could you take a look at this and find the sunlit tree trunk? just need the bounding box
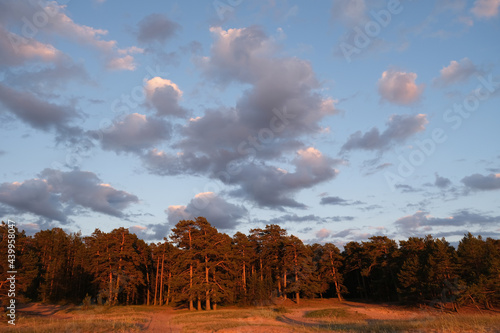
[330,251,343,301]
[154,256,159,305]
[159,253,164,305]
[189,264,194,310]
[283,270,287,300]
[205,254,211,310]
[242,262,246,294]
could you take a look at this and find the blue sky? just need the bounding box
[1,0,499,246]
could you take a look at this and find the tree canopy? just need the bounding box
[1,220,499,311]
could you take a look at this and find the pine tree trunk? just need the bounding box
[293,249,300,305]
[294,248,299,305]
[242,262,246,293]
[115,275,120,305]
[146,270,150,306]
[189,264,194,310]
[159,253,165,305]
[283,270,287,300]
[145,254,151,306]
[330,253,343,302]
[109,271,113,305]
[206,290,210,310]
[189,229,194,311]
[205,255,211,310]
[154,256,159,306]
[260,258,263,282]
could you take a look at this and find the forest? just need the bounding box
[1,217,499,312]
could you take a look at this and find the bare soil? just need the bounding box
[143,309,181,333]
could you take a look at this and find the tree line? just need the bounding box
[1,218,499,311]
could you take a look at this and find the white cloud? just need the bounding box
[0,26,63,66]
[107,55,136,71]
[471,0,500,18]
[435,58,478,86]
[395,210,500,236]
[378,69,425,105]
[144,77,187,117]
[316,228,331,239]
[96,113,171,153]
[2,1,140,70]
[462,173,500,190]
[167,192,248,230]
[0,169,138,222]
[342,114,428,152]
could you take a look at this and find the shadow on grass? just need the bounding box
[277,315,434,332]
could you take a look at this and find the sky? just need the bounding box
[1,0,499,246]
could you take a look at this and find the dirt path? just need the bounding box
[17,303,73,319]
[144,309,182,333]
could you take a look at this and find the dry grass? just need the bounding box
[299,311,500,332]
[3,301,499,333]
[170,306,322,333]
[3,305,152,332]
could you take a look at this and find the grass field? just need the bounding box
[3,299,500,332]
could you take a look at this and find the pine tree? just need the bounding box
[317,243,345,301]
[284,235,315,305]
[397,237,426,303]
[232,232,254,302]
[360,236,400,301]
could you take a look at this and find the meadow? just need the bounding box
[3,299,500,332]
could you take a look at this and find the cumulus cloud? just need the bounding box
[129,225,147,235]
[107,55,136,71]
[378,69,425,105]
[0,26,63,67]
[3,62,90,93]
[462,173,500,190]
[95,113,171,153]
[0,169,138,222]
[198,26,336,139]
[0,179,67,222]
[228,148,339,209]
[143,26,338,210]
[435,173,452,188]
[137,14,180,44]
[143,148,210,176]
[434,58,478,86]
[471,0,500,18]
[144,77,188,117]
[146,147,339,210]
[342,114,428,152]
[0,83,78,131]
[316,228,331,239]
[167,192,248,230]
[1,1,141,70]
[328,227,382,243]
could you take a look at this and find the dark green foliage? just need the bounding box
[1,220,499,310]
